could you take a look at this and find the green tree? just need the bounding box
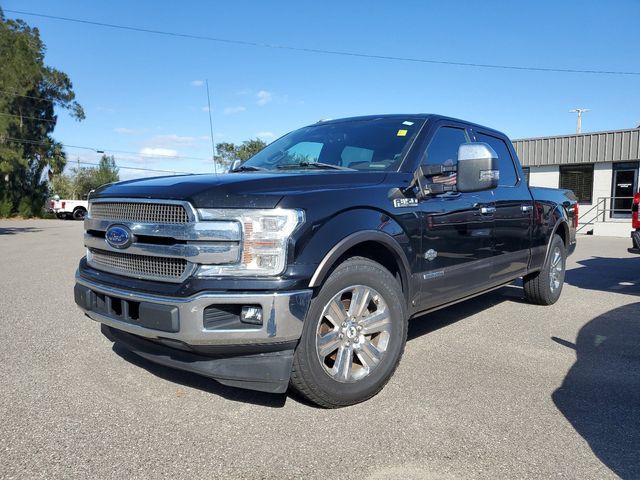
[236,138,267,161]
[50,172,74,198]
[214,138,267,170]
[0,8,84,216]
[72,155,120,199]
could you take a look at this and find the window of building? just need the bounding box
[521,167,530,185]
[476,133,518,187]
[559,164,594,203]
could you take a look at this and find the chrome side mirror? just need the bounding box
[457,143,499,192]
[229,159,242,172]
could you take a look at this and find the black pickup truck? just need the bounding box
[74,114,577,407]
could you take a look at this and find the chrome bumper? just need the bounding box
[74,271,312,346]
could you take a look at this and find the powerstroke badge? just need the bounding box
[393,198,418,208]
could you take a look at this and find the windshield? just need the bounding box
[240,117,424,172]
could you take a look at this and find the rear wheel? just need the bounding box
[632,230,640,250]
[290,257,407,408]
[72,207,86,221]
[523,234,566,305]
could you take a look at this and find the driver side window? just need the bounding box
[422,126,470,167]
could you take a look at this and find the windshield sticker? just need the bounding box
[402,121,414,126]
[397,129,408,137]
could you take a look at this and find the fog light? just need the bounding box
[240,306,263,325]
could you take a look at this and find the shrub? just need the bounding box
[0,198,12,218]
[17,197,44,218]
[18,198,33,218]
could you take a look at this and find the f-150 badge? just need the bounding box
[393,198,418,208]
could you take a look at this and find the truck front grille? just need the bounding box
[88,248,188,282]
[90,202,189,224]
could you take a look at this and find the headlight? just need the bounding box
[196,208,304,277]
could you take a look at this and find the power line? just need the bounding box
[74,159,191,174]
[1,137,192,174]
[3,136,209,161]
[5,9,640,76]
[0,112,57,123]
[0,89,55,102]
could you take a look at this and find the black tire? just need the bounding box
[290,257,407,408]
[56,213,66,220]
[72,207,86,221]
[523,234,566,305]
[632,230,640,250]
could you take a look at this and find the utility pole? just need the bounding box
[206,79,217,175]
[569,108,590,134]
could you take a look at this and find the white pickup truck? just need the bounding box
[49,197,88,220]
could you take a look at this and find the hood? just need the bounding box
[91,171,387,208]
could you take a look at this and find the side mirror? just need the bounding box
[456,143,499,192]
[229,159,242,172]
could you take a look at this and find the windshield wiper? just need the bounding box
[276,161,354,171]
[230,165,268,172]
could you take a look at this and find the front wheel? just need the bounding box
[523,234,566,305]
[290,257,407,408]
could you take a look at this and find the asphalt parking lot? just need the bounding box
[1,219,639,479]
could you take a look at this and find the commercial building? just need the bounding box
[513,127,640,236]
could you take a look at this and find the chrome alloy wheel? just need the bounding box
[549,246,563,292]
[315,285,391,383]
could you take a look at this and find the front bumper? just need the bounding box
[74,271,312,392]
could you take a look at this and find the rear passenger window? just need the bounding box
[476,133,518,187]
[422,126,470,167]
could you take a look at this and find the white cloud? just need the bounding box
[140,147,179,157]
[223,106,246,115]
[149,134,197,147]
[191,80,204,87]
[201,106,210,112]
[256,131,275,139]
[237,88,252,96]
[114,127,147,135]
[256,90,272,106]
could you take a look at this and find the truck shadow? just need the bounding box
[112,344,287,408]
[0,226,42,235]
[551,303,640,479]
[565,256,640,296]
[408,283,526,340]
[112,284,527,408]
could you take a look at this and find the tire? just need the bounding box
[56,213,66,220]
[632,230,640,250]
[523,234,566,305]
[72,207,86,221]
[290,257,407,408]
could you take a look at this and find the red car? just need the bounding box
[631,193,640,253]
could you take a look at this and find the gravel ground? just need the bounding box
[1,219,639,479]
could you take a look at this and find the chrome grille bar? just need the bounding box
[88,248,194,283]
[84,198,241,282]
[90,202,189,224]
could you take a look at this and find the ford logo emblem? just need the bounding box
[105,225,133,249]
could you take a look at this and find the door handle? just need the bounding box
[521,205,533,213]
[479,206,496,215]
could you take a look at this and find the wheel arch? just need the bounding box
[308,231,411,302]
[543,219,570,265]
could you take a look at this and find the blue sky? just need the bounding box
[4,1,640,179]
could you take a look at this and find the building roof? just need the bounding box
[512,127,640,167]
